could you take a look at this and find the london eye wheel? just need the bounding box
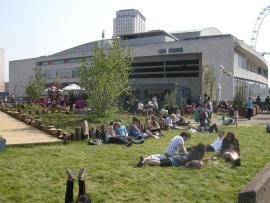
[250,5,270,50]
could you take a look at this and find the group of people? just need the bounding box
[104,116,163,147]
[137,130,241,168]
[137,96,159,116]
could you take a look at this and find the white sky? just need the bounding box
[0,0,269,82]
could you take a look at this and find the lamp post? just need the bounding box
[218,64,233,102]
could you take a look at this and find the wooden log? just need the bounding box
[71,133,76,141]
[75,127,82,140]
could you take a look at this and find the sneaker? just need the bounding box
[136,156,144,167]
[233,158,241,167]
[66,168,75,181]
[78,168,86,180]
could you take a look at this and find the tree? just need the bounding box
[25,67,46,102]
[164,92,176,108]
[79,38,132,115]
[203,64,217,100]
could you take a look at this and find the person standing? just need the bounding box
[256,96,261,108]
[265,96,270,112]
[233,105,239,128]
[245,97,253,120]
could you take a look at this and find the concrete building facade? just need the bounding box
[113,9,146,36]
[0,48,5,92]
[9,27,268,102]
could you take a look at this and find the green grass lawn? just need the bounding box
[0,125,270,203]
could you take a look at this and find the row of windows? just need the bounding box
[132,60,199,67]
[158,48,183,54]
[44,68,80,79]
[132,65,199,73]
[130,72,199,79]
[130,59,199,79]
[234,51,267,78]
[37,57,89,66]
[234,77,268,97]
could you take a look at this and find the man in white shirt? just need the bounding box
[206,131,225,152]
[137,132,192,167]
[166,132,190,156]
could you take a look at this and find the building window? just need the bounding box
[158,49,167,54]
[168,48,183,53]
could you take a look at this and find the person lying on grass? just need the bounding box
[220,132,241,167]
[137,143,206,168]
[65,168,91,203]
[136,131,191,167]
[187,131,225,153]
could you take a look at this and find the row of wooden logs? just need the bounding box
[0,107,106,141]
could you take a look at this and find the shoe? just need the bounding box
[137,156,144,167]
[126,141,132,147]
[78,168,86,180]
[66,168,75,181]
[233,158,241,167]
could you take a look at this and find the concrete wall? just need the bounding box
[130,35,235,100]
[0,49,5,92]
[9,58,37,97]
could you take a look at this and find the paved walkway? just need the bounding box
[212,113,270,126]
[0,111,62,146]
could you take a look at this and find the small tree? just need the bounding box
[203,64,217,100]
[79,38,132,115]
[25,67,45,102]
[164,92,176,108]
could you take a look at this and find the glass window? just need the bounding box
[158,49,167,54]
[168,48,183,53]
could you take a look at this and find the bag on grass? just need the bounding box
[185,160,203,169]
[266,124,270,133]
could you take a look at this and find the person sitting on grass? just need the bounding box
[114,121,128,137]
[65,168,91,203]
[137,143,206,167]
[130,117,159,139]
[175,109,190,126]
[105,125,133,147]
[164,113,181,130]
[220,132,241,167]
[145,116,161,138]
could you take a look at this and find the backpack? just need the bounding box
[222,117,235,126]
[266,124,270,133]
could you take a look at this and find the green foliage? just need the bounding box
[164,92,177,108]
[80,38,132,116]
[25,67,45,102]
[1,126,270,202]
[203,64,217,100]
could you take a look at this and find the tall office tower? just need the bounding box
[113,9,146,36]
[0,48,5,92]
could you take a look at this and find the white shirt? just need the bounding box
[164,117,173,127]
[138,103,144,110]
[210,137,224,151]
[166,135,184,156]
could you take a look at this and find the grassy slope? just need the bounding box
[0,125,269,203]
